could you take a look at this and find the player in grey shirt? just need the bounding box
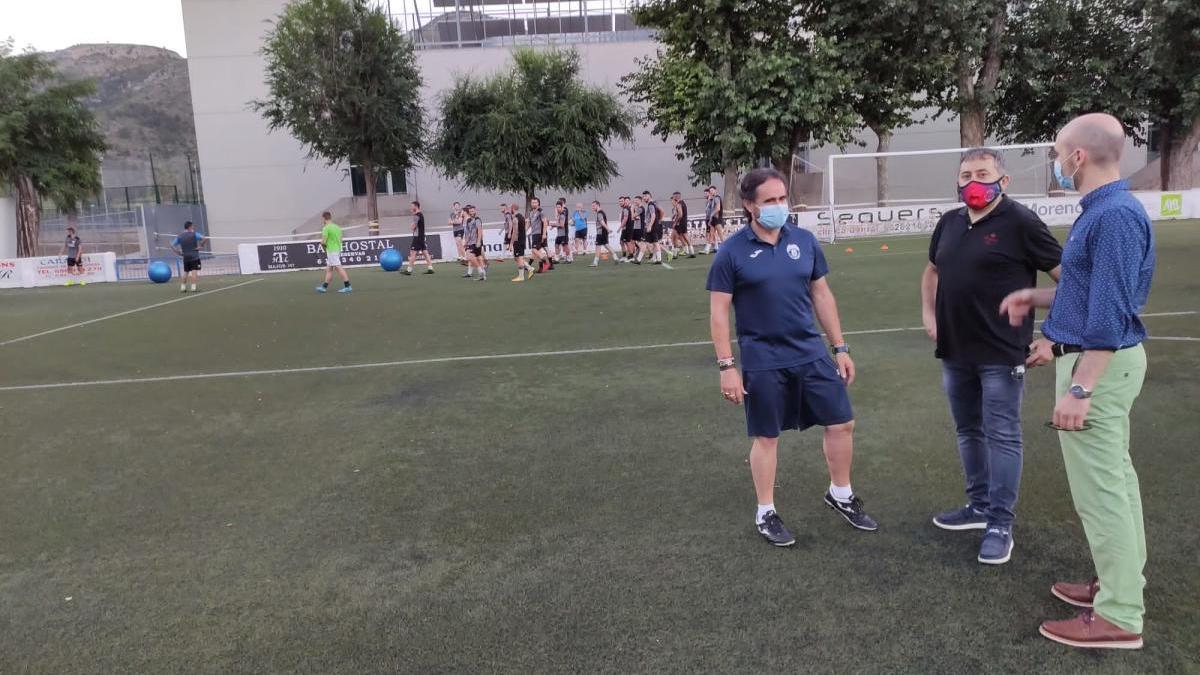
[61,227,85,286]
[527,197,553,273]
[462,205,487,281]
[704,184,725,254]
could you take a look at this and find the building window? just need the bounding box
[350,166,408,195]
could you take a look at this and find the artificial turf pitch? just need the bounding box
[2,223,1198,674]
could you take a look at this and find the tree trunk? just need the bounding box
[960,103,986,147]
[873,128,893,206]
[525,187,534,214]
[363,160,379,228]
[1164,119,1200,190]
[771,155,794,207]
[15,174,40,258]
[722,155,738,220]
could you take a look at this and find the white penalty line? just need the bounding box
[1,310,1194,392]
[0,279,264,347]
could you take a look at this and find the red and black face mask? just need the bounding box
[957,179,1004,210]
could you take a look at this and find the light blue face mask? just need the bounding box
[756,204,789,230]
[1053,157,1078,191]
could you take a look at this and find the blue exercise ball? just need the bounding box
[148,260,173,283]
[379,248,402,272]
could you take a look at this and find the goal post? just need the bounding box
[821,142,1056,243]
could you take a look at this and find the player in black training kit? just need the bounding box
[618,196,634,262]
[403,201,434,275]
[510,202,535,282]
[671,191,696,258]
[589,200,616,266]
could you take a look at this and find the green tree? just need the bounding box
[429,48,634,209]
[0,42,106,257]
[254,0,425,225]
[628,0,856,207]
[1145,0,1200,189]
[993,0,1199,189]
[801,0,953,204]
[991,0,1145,188]
[925,1,1010,147]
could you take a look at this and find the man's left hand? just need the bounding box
[1027,337,1054,368]
[1053,394,1091,431]
[835,352,856,386]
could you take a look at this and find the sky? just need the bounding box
[4,0,189,56]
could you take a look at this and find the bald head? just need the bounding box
[1058,113,1126,166]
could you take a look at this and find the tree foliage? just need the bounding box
[0,41,106,256]
[254,0,425,222]
[923,0,1011,147]
[801,0,953,202]
[627,0,856,200]
[993,0,1200,189]
[429,48,634,206]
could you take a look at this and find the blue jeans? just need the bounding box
[941,361,1025,527]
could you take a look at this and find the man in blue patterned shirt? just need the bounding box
[1001,113,1155,650]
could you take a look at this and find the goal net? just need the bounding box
[815,142,1057,242]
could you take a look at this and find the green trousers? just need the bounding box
[1055,344,1147,634]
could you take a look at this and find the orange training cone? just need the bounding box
[845,247,854,253]
[881,244,889,251]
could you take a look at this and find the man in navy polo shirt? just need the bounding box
[922,148,1062,565]
[707,167,878,547]
[1002,113,1155,650]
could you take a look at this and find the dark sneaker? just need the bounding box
[756,511,796,547]
[1051,578,1099,608]
[424,268,435,274]
[400,269,412,276]
[933,504,988,531]
[823,492,879,531]
[978,526,1014,565]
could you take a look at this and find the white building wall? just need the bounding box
[182,0,1148,251]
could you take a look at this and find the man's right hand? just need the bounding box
[720,368,745,405]
[1026,337,1054,368]
[922,312,937,341]
[999,289,1036,327]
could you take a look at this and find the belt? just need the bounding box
[1052,343,1083,357]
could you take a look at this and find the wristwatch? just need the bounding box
[717,357,736,371]
[1069,383,1093,399]
[831,343,850,355]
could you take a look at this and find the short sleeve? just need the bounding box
[706,247,735,293]
[811,237,829,280]
[928,217,945,265]
[171,236,181,247]
[1021,214,1063,272]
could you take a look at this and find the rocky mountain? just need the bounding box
[43,44,198,190]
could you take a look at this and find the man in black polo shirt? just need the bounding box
[921,147,1061,565]
[708,167,878,547]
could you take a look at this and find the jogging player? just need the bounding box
[619,196,634,262]
[449,202,466,264]
[403,201,434,275]
[61,227,85,286]
[171,221,206,292]
[510,202,535,282]
[704,185,725,254]
[630,195,646,264]
[316,211,352,293]
[573,202,589,256]
[672,191,696,258]
[527,198,553,273]
[590,200,615,266]
[462,205,487,281]
[554,199,572,263]
[501,204,514,262]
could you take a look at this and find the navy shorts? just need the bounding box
[743,358,854,437]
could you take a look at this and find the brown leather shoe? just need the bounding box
[1039,610,1143,650]
[1051,578,1099,608]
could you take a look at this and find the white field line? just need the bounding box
[0,279,263,347]
[1,311,1192,393]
